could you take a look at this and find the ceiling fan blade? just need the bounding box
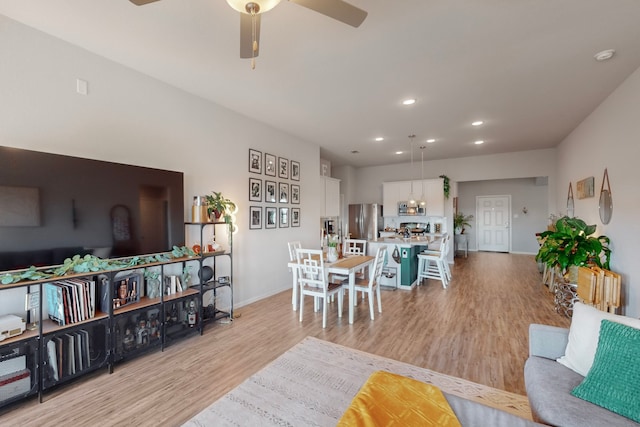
[289,0,367,28]
[129,0,162,5]
[240,13,261,58]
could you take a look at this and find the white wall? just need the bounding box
[557,65,640,318]
[0,15,320,309]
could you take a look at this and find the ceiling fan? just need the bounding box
[129,0,368,69]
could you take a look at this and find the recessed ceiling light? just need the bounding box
[472,121,484,126]
[402,98,416,106]
[395,151,403,155]
[426,139,435,143]
[375,137,384,142]
[594,49,615,62]
[474,140,484,145]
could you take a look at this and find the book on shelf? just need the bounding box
[64,333,76,376]
[44,278,97,326]
[79,330,90,370]
[165,275,183,296]
[44,283,65,326]
[46,341,59,381]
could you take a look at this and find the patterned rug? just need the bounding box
[183,336,532,426]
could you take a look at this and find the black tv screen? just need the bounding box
[0,146,185,271]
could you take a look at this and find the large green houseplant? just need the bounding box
[536,216,611,279]
[205,191,236,224]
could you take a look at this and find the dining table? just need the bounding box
[287,254,375,324]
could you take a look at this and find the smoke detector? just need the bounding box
[594,49,615,62]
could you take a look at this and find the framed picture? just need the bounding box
[265,207,277,229]
[249,149,262,174]
[264,153,276,177]
[291,160,300,181]
[278,157,289,179]
[291,208,300,227]
[279,182,289,203]
[279,207,289,228]
[265,180,276,203]
[291,184,300,204]
[249,178,262,202]
[249,206,262,229]
[576,176,595,199]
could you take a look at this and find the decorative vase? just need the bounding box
[327,246,338,262]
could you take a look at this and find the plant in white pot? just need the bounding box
[453,212,473,234]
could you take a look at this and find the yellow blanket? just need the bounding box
[338,371,462,427]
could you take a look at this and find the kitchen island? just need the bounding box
[368,235,443,290]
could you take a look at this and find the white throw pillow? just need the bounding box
[557,302,640,376]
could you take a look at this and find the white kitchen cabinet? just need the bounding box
[425,178,445,217]
[383,179,444,217]
[382,181,410,216]
[321,176,340,217]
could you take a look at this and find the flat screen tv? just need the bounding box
[0,146,185,271]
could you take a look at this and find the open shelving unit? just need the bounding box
[0,221,233,409]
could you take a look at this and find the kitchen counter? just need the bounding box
[368,236,441,290]
[370,234,443,247]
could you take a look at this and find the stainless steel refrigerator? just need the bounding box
[348,204,383,240]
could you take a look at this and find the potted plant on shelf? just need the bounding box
[205,191,236,224]
[536,216,611,282]
[453,212,473,234]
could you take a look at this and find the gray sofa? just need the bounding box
[444,394,545,427]
[524,324,640,427]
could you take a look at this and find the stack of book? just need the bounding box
[44,278,96,326]
[576,266,621,314]
[45,330,91,382]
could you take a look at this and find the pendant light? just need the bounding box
[419,145,427,207]
[407,135,417,207]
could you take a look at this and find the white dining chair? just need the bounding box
[343,239,367,256]
[287,241,302,309]
[339,239,369,299]
[340,246,386,320]
[297,248,343,328]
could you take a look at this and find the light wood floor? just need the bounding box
[0,252,569,427]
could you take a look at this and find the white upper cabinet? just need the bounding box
[425,178,445,217]
[322,176,340,217]
[382,178,444,217]
[382,181,410,216]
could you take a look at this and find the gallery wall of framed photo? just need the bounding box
[248,148,300,230]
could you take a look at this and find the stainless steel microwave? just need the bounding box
[398,202,426,216]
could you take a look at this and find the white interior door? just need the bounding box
[476,195,510,252]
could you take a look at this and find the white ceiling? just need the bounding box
[1,0,640,168]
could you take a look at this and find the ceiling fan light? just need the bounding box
[226,0,281,14]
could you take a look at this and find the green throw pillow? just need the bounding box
[571,320,640,423]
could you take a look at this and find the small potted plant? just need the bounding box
[453,212,473,234]
[326,235,339,262]
[205,191,236,224]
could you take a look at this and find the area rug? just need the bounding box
[183,336,532,426]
